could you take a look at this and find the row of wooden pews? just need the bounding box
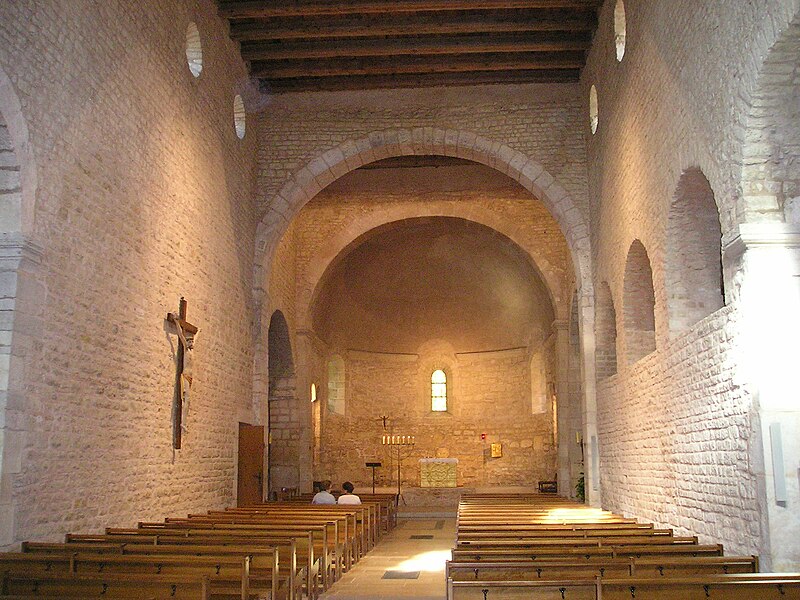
[447,494,800,599]
[0,498,395,599]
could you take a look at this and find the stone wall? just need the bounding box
[597,306,757,555]
[584,0,800,564]
[0,0,257,545]
[318,348,557,489]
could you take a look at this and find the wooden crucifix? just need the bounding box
[166,297,198,449]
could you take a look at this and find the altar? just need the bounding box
[419,457,458,487]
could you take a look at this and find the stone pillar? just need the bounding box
[294,330,315,493]
[0,234,43,548]
[553,319,571,498]
[577,287,600,507]
[723,223,800,571]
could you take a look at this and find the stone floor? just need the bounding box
[319,518,455,600]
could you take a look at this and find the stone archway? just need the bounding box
[740,15,800,224]
[253,128,599,503]
[254,129,591,299]
[0,65,41,548]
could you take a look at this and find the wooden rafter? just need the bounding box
[230,12,597,41]
[241,32,592,61]
[215,0,600,91]
[219,0,602,18]
[251,51,586,78]
[265,69,579,93]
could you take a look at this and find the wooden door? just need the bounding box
[237,423,265,506]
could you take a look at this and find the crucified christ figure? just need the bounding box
[166,297,198,449]
[170,318,194,430]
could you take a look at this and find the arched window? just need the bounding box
[431,369,447,412]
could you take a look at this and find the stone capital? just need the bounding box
[0,233,43,270]
[723,223,800,262]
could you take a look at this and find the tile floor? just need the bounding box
[319,518,455,599]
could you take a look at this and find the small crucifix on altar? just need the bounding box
[166,297,198,450]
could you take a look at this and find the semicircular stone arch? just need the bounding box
[254,128,592,308]
[298,205,571,327]
[0,64,36,234]
[741,13,800,224]
[666,168,724,335]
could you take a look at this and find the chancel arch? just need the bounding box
[252,131,599,499]
[254,129,592,301]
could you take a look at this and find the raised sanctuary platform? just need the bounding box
[367,485,542,518]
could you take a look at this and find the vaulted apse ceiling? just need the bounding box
[312,216,554,354]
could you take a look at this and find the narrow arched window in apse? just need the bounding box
[431,369,447,412]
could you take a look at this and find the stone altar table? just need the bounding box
[419,458,458,487]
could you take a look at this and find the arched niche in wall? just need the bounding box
[595,281,618,379]
[623,240,656,365]
[666,168,724,335]
[268,310,294,390]
[267,310,298,494]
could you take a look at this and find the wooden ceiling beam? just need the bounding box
[265,69,579,93]
[220,0,602,19]
[230,13,597,41]
[241,32,591,61]
[251,51,585,78]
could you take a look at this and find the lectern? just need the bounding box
[365,461,381,493]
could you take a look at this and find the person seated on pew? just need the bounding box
[312,480,336,505]
[337,481,361,505]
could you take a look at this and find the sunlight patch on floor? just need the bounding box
[392,549,451,573]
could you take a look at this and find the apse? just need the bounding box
[311,216,554,355]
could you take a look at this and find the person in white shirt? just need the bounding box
[337,481,361,505]
[312,480,336,505]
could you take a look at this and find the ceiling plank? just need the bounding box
[241,32,591,61]
[265,69,579,93]
[251,51,586,78]
[220,0,602,18]
[230,13,597,41]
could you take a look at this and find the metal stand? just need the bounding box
[366,462,381,494]
[381,434,415,506]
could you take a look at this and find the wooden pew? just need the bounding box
[446,556,759,583]
[448,574,800,600]
[451,543,725,562]
[23,541,295,600]
[222,503,374,556]
[0,552,269,600]
[198,506,363,569]
[0,572,211,599]
[66,530,316,599]
[142,517,341,586]
[127,521,332,592]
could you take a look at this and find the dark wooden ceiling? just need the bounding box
[216,1,601,93]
